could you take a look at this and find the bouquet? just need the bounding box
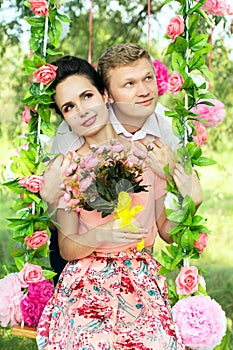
[62,140,149,248]
[0,263,54,328]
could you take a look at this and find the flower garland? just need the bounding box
[158,0,228,348]
[1,0,71,328]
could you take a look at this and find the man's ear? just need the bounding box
[104,89,114,103]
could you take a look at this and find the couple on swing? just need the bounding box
[37,43,202,349]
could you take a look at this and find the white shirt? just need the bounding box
[51,102,179,154]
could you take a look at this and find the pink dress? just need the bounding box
[36,169,184,349]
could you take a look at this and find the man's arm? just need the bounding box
[51,120,85,155]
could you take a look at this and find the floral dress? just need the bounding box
[36,169,185,350]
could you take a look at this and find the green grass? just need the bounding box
[0,140,232,348]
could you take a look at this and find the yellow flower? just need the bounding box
[114,191,145,250]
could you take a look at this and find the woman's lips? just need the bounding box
[81,114,97,127]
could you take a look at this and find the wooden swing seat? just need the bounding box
[12,325,37,339]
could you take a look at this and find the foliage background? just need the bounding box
[0,0,232,347]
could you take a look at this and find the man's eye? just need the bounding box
[146,76,153,81]
[125,82,133,87]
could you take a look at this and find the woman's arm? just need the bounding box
[57,209,147,261]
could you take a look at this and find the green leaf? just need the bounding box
[56,12,72,23]
[189,53,205,71]
[180,228,194,251]
[42,269,57,280]
[172,51,186,71]
[23,59,37,74]
[192,157,216,166]
[14,256,26,271]
[189,34,209,52]
[24,17,45,27]
[10,249,26,257]
[46,48,64,56]
[48,19,63,48]
[174,37,188,55]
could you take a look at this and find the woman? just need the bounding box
[36,56,197,349]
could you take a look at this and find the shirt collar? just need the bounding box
[108,104,161,141]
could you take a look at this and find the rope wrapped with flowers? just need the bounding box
[156,0,230,348]
[1,0,70,332]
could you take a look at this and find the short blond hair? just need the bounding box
[98,43,152,90]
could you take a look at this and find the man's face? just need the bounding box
[107,58,158,129]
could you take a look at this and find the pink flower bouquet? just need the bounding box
[0,264,54,328]
[172,295,227,349]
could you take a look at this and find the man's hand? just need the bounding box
[136,139,175,179]
[40,152,73,207]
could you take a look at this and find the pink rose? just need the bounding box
[29,0,49,17]
[109,142,125,153]
[194,232,209,254]
[65,162,78,176]
[168,71,184,95]
[79,176,93,192]
[175,266,200,295]
[0,273,23,327]
[18,263,45,288]
[196,0,233,16]
[193,122,208,147]
[34,64,58,86]
[191,99,225,128]
[24,230,49,250]
[153,59,169,96]
[166,15,184,42]
[80,153,99,170]
[22,106,32,123]
[18,175,44,193]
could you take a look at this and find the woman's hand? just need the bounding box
[95,219,147,247]
[136,139,175,179]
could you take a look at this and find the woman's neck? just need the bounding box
[79,123,118,155]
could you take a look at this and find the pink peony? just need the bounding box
[0,273,23,327]
[153,60,169,96]
[196,0,233,16]
[18,263,45,288]
[18,175,44,193]
[24,230,49,249]
[172,295,227,349]
[175,266,200,295]
[191,98,226,128]
[20,296,45,327]
[28,280,54,302]
[194,232,209,253]
[166,15,184,42]
[168,71,184,95]
[34,64,58,86]
[29,0,49,17]
[193,122,208,147]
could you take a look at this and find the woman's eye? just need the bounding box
[63,104,74,113]
[83,92,93,100]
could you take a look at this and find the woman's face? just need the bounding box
[55,75,109,137]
